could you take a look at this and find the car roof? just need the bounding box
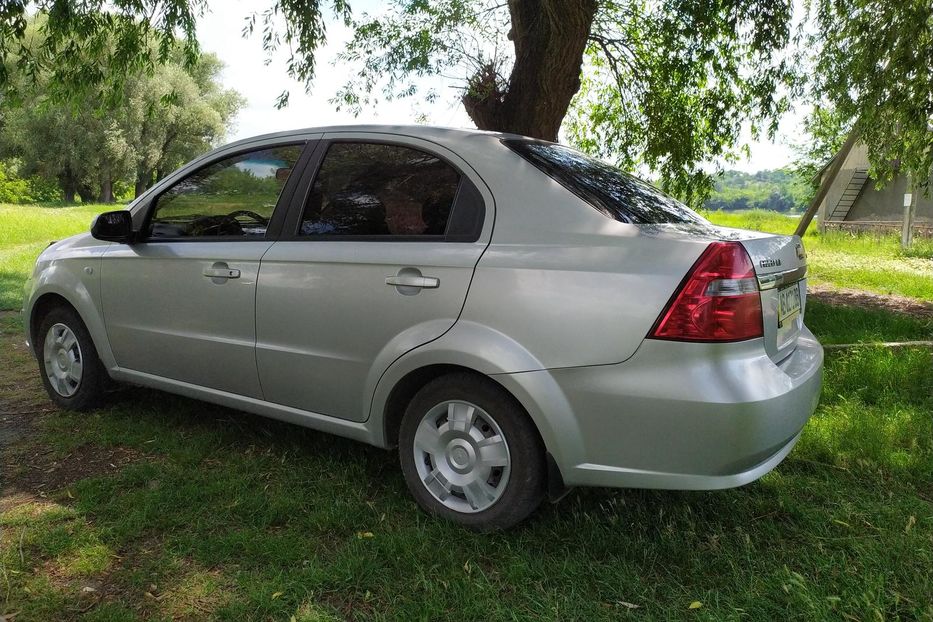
[221,124,533,150]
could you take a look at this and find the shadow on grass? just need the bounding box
[2,376,930,621]
[2,304,933,620]
[805,299,933,344]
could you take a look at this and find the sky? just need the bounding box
[196,1,803,174]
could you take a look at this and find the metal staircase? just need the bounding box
[827,168,869,221]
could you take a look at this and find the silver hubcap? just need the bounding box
[43,323,83,397]
[413,400,511,513]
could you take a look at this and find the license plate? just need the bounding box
[778,283,801,326]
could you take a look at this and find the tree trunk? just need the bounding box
[77,183,96,204]
[462,0,597,140]
[99,178,114,203]
[135,170,151,198]
[59,170,78,203]
[795,130,859,237]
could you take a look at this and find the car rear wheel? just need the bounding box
[36,306,106,411]
[398,373,546,530]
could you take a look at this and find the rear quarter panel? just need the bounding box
[449,138,712,369]
[461,232,710,370]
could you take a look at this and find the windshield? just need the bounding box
[504,139,707,225]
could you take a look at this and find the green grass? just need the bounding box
[0,203,115,310]
[1,305,932,621]
[804,300,933,344]
[2,204,932,619]
[706,210,933,302]
[3,205,932,313]
[703,209,801,235]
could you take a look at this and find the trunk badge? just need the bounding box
[760,258,782,268]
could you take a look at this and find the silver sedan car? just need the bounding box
[23,125,823,530]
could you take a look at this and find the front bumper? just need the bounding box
[22,274,34,349]
[518,326,823,490]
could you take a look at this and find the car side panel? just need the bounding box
[255,131,497,423]
[458,230,712,371]
[255,241,485,421]
[100,241,272,398]
[23,234,117,369]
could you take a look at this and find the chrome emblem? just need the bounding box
[760,258,782,268]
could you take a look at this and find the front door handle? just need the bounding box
[385,275,439,289]
[203,267,241,279]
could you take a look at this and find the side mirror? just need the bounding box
[91,210,134,243]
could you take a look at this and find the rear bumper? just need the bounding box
[569,430,803,490]
[499,326,823,490]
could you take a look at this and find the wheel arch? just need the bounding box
[29,292,75,351]
[378,361,574,502]
[382,364,504,450]
[27,283,116,370]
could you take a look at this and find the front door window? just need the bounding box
[147,145,303,239]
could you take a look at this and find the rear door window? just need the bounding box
[299,142,461,237]
[504,139,706,225]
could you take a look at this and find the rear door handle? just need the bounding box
[385,275,439,288]
[203,267,241,279]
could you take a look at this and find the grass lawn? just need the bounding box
[2,305,931,621]
[1,204,932,311]
[706,210,933,303]
[0,204,115,311]
[1,204,932,620]
[805,300,933,345]
[0,204,933,309]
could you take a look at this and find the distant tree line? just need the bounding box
[703,168,811,213]
[0,20,243,204]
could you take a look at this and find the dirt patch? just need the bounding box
[808,284,933,320]
[2,443,144,510]
[0,311,52,453]
[1,313,146,514]
[39,560,121,614]
[0,407,50,448]
[40,539,235,622]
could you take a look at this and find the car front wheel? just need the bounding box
[36,305,106,411]
[398,373,546,530]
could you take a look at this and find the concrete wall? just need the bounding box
[818,143,868,222]
[819,142,933,224]
[848,176,933,223]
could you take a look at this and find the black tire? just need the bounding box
[35,305,107,411]
[398,372,546,530]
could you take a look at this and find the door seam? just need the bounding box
[253,241,277,400]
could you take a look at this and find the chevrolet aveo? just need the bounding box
[24,126,823,529]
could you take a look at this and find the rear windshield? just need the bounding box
[504,139,706,225]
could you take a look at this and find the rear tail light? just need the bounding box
[650,241,763,342]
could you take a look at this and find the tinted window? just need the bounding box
[504,139,706,225]
[300,142,461,236]
[148,145,303,239]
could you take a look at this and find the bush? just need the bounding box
[0,160,59,203]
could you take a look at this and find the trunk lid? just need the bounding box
[646,223,808,362]
[738,232,808,363]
